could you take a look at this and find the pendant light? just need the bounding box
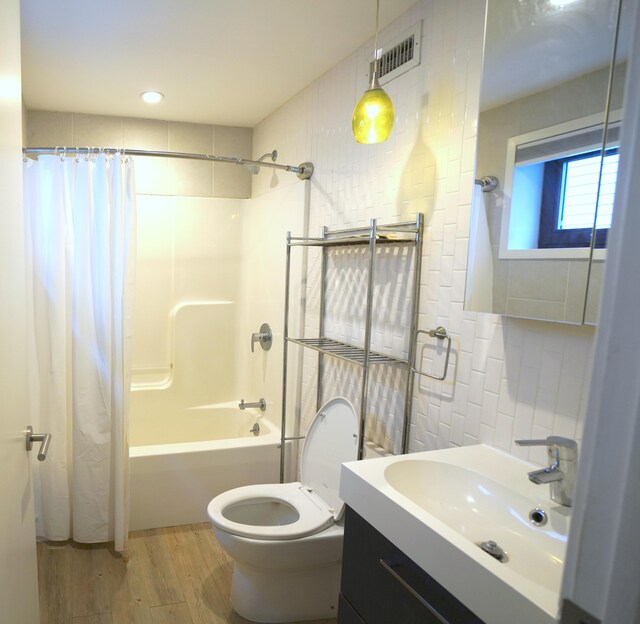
[352,0,395,144]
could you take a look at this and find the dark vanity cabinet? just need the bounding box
[338,507,486,624]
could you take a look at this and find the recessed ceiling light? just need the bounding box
[549,0,579,6]
[141,91,164,104]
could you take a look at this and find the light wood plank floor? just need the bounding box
[37,522,338,624]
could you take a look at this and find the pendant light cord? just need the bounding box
[372,0,380,88]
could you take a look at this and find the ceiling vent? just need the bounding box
[369,21,422,86]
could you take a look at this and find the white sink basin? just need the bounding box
[339,444,570,624]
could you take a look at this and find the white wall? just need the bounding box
[252,0,596,467]
[235,182,307,438]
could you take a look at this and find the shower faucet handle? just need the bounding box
[251,323,273,352]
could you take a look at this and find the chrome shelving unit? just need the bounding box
[279,215,423,482]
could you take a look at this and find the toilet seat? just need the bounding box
[208,397,358,540]
[207,481,335,540]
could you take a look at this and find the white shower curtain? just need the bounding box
[24,153,136,552]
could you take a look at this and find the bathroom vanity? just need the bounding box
[339,506,485,623]
[338,445,569,624]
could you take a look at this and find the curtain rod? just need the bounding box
[22,146,314,180]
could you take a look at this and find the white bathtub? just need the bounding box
[129,402,281,531]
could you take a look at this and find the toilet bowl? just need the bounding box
[207,396,358,623]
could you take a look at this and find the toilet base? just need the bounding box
[230,560,341,623]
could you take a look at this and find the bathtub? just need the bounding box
[129,402,281,531]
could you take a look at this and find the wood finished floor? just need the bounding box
[37,522,337,624]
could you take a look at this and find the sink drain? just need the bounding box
[529,507,548,527]
[478,540,508,563]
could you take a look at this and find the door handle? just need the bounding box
[26,426,52,461]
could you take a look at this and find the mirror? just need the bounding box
[465,0,629,324]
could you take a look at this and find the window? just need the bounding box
[500,112,622,259]
[538,147,618,249]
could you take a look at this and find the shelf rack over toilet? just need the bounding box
[280,215,424,482]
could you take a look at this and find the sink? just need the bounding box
[384,459,567,593]
[339,444,570,624]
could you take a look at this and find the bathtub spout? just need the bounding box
[239,398,266,411]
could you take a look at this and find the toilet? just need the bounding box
[207,397,358,623]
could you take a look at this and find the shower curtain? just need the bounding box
[23,153,136,552]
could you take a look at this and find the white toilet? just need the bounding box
[207,397,358,623]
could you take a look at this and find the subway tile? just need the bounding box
[484,357,503,394]
[555,374,584,419]
[481,391,499,428]
[464,401,482,438]
[468,370,485,406]
[494,413,515,452]
[533,389,557,431]
[538,350,563,391]
[451,412,465,446]
[471,337,490,371]
[478,424,495,446]
[497,378,517,417]
[513,402,534,439]
[517,366,540,406]
[463,433,479,447]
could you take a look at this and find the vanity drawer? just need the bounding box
[338,594,366,624]
[340,506,486,624]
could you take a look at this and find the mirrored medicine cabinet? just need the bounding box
[465,0,631,324]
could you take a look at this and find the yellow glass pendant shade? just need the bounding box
[352,85,395,144]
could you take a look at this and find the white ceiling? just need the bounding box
[21,0,629,127]
[20,0,419,127]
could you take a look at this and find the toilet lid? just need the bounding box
[300,397,358,519]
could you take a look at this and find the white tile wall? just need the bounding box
[251,0,596,466]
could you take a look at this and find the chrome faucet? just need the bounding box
[515,436,578,507]
[239,398,266,411]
